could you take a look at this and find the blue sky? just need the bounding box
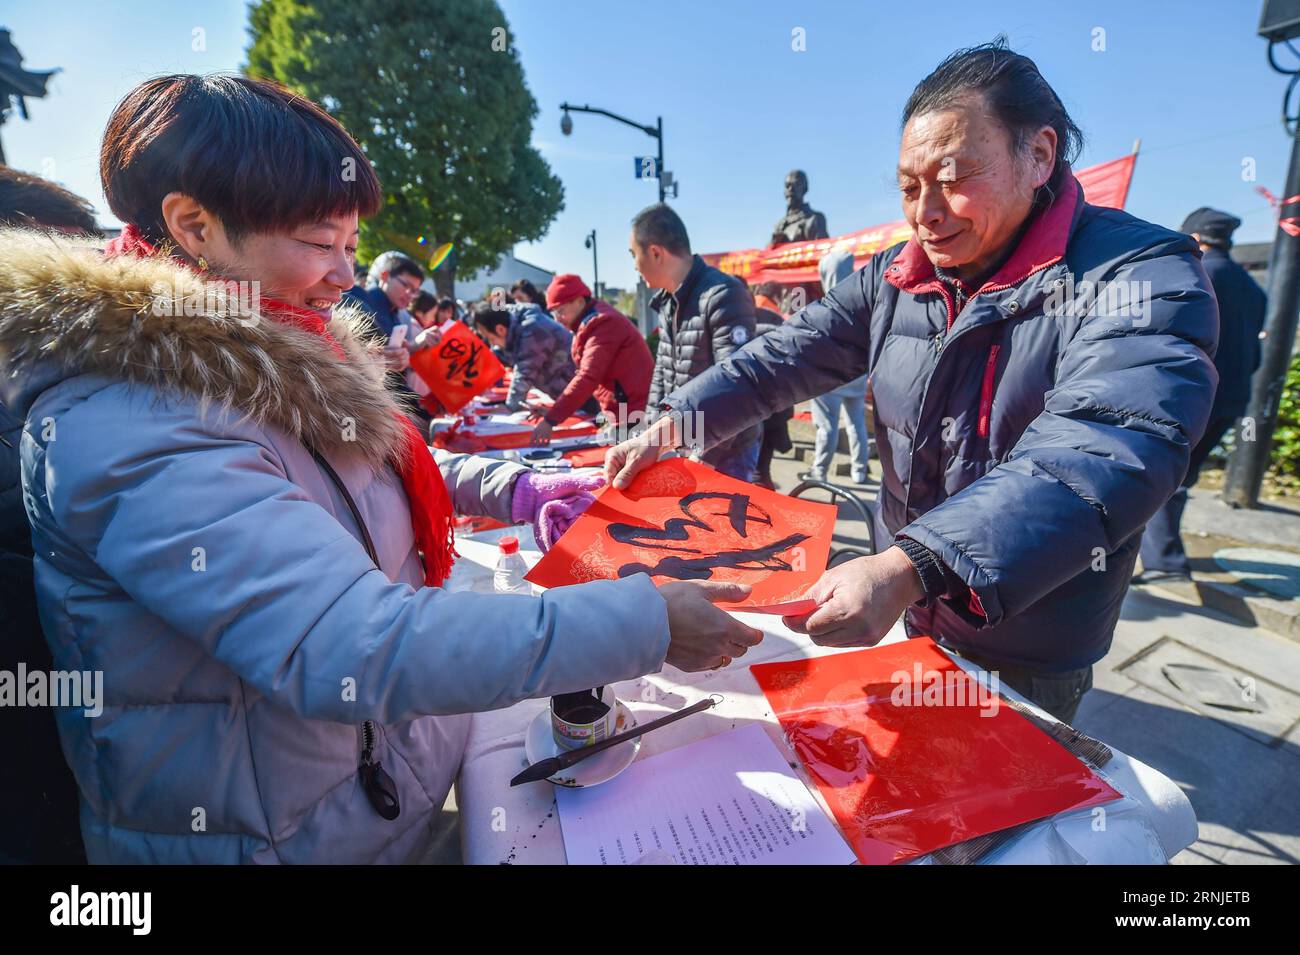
[2,0,1289,291]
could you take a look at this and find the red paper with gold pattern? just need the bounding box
[524,457,836,612]
[751,638,1121,864]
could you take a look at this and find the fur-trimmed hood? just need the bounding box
[0,227,405,465]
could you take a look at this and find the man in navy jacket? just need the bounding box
[606,42,1218,723]
[1138,208,1265,581]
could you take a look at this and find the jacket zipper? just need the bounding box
[359,719,401,820]
[977,344,1001,438]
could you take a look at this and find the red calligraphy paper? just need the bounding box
[409,322,505,413]
[524,457,836,612]
[751,638,1121,864]
[561,446,611,468]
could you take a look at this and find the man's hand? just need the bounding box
[382,345,410,372]
[604,415,681,489]
[659,581,764,671]
[782,546,926,648]
[531,420,554,446]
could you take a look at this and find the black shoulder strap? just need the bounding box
[308,447,380,566]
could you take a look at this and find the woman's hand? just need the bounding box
[781,547,925,647]
[510,471,606,551]
[659,581,764,671]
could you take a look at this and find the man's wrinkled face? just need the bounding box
[897,93,1055,280]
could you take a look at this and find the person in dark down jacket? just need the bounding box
[607,41,1218,724]
[0,75,763,864]
[633,203,763,480]
[751,296,795,490]
[533,273,654,444]
[472,300,577,412]
[0,166,100,864]
[1137,208,1265,582]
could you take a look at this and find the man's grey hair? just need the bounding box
[366,250,418,288]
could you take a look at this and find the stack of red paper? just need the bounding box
[751,638,1121,864]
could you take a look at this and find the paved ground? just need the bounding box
[770,422,1300,865]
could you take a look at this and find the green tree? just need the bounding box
[1270,350,1300,490]
[246,0,563,294]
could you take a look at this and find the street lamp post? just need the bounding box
[1222,18,1300,507]
[560,102,667,203]
[585,229,599,298]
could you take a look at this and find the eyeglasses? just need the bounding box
[392,276,422,294]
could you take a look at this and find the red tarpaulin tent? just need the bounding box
[703,152,1138,286]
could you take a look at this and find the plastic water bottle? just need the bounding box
[493,536,531,594]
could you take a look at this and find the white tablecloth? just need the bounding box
[450,527,1198,865]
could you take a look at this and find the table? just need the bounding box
[449,527,1198,865]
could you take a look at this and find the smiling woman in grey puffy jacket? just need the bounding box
[0,75,761,864]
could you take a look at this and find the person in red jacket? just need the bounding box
[532,274,655,445]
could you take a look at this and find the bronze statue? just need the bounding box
[770,169,828,247]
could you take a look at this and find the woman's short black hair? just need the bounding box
[101,74,382,244]
[509,279,543,304]
[411,291,437,315]
[902,38,1083,192]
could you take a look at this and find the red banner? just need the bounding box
[704,153,1138,286]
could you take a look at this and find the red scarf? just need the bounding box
[105,224,457,587]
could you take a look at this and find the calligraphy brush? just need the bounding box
[510,696,719,786]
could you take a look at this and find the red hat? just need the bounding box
[546,273,592,309]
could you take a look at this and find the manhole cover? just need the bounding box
[1211,547,1300,601]
[1118,639,1299,746]
[1160,663,1265,713]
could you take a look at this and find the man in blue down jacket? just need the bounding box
[607,42,1219,723]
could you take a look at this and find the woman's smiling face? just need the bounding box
[210,213,360,320]
[158,192,360,321]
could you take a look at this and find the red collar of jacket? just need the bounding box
[884,170,1081,295]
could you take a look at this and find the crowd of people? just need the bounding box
[0,37,1269,864]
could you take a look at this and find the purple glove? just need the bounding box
[510,471,606,552]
